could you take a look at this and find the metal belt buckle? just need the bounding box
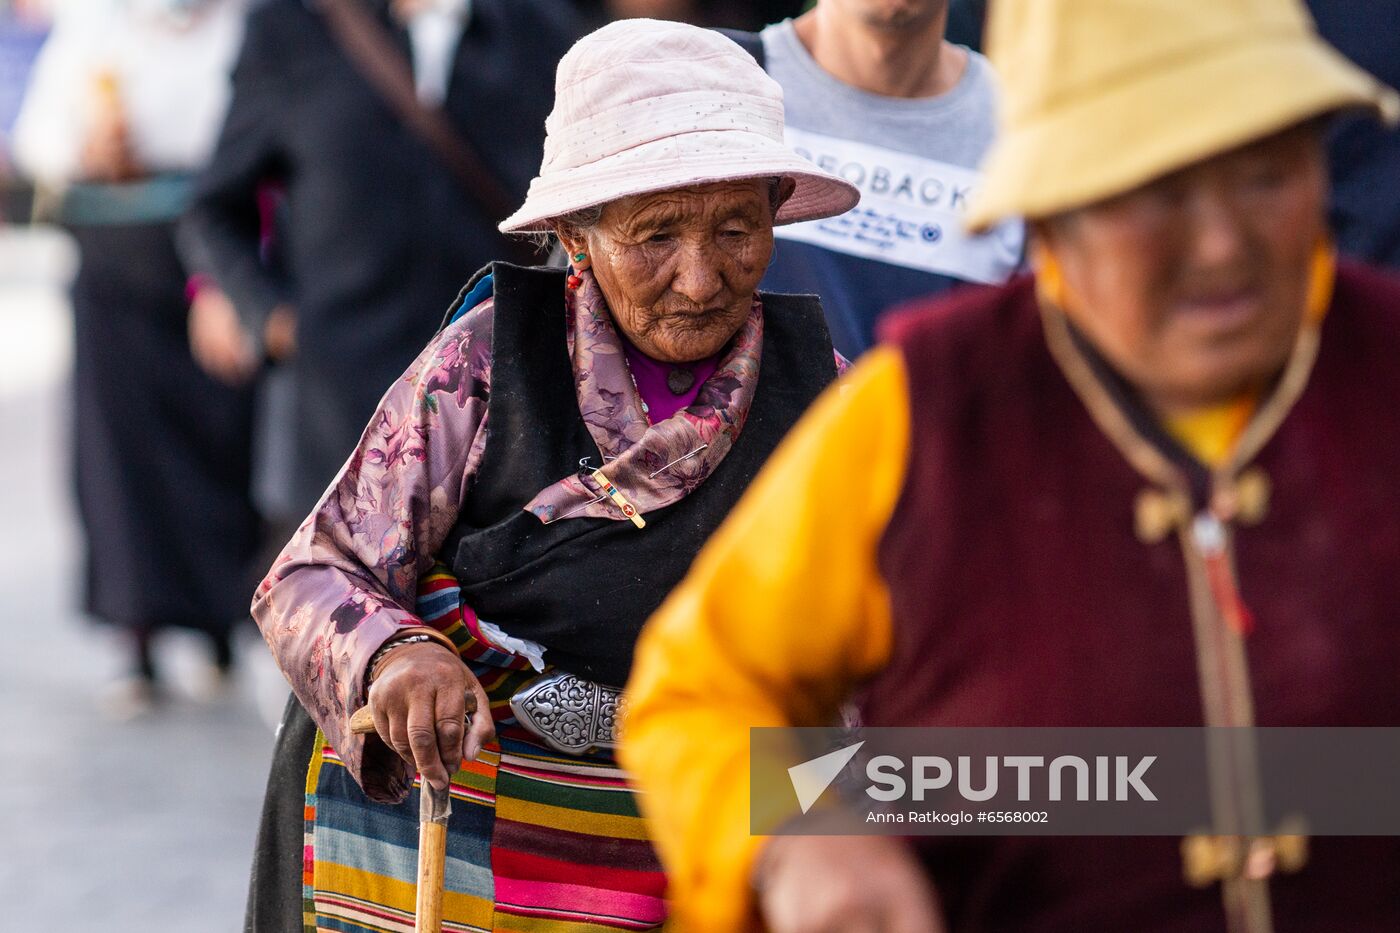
[509,670,625,756]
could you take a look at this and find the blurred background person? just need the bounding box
[725,0,1023,359]
[11,0,260,716]
[180,0,582,537]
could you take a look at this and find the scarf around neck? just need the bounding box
[524,269,764,524]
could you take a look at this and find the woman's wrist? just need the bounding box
[366,629,458,685]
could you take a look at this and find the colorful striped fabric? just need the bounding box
[416,567,536,672]
[303,565,667,933]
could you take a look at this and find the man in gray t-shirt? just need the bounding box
[754,0,1023,358]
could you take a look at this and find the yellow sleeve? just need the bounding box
[620,346,911,932]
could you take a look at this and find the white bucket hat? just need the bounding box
[498,19,860,234]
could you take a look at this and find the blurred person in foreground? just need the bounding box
[247,19,857,932]
[11,0,259,714]
[623,1,1400,930]
[728,0,1023,359]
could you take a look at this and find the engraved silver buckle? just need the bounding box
[509,671,625,756]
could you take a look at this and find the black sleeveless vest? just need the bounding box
[440,263,837,686]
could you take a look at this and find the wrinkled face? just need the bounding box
[558,179,781,363]
[825,0,948,30]
[1037,125,1328,415]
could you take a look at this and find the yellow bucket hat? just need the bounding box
[966,0,1400,232]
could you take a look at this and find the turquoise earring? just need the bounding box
[567,252,588,289]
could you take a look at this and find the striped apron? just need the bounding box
[302,566,667,933]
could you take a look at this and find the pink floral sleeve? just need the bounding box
[251,300,495,799]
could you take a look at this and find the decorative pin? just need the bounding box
[579,457,646,528]
[591,469,646,528]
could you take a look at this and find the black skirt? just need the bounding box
[68,220,259,632]
[245,694,319,932]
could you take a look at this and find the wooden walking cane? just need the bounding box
[349,696,475,933]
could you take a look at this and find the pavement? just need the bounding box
[0,226,288,932]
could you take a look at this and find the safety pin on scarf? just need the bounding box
[542,458,610,524]
[542,456,646,527]
[582,456,646,528]
[542,446,708,527]
[648,444,708,479]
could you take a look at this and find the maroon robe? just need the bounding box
[860,262,1400,932]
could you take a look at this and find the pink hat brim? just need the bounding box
[499,129,860,234]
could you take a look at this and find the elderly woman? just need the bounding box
[245,18,857,933]
[623,1,1400,932]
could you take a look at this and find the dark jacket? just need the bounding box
[181,0,582,514]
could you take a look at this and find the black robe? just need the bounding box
[70,218,259,633]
